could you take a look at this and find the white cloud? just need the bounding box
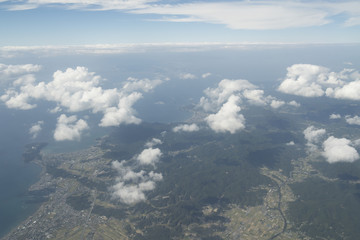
[198,78,288,134]
[49,106,62,113]
[4,1,360,30]
[172,123,200,133]
[123,77,163,93]
[243,89,267,106]
[199,78,286,112]
[99,92,143,127]
[286,141,295,146]
[326,80,360,100]
[278,64,327,97]
[53,114,89,141]
[206,95,245,134]
[353,139,360,146]
[303,125,326,152]
[145,138,162,148]
[288,100,300,107]
[12,74,36,86]
[322,136,359,163]
[6,0,157,11]
[122,170,147,182]
[270,99,286,109]
[1,90,36,110]
[0,63,41,80]
[132,1,360,29]
[303,125,326,144]
[2,66,111,111]
[303,125,360,163]
[0,43,319,58]
[278,64,360,100]
[202,72,211,78]
[137,148,162,166]
[111,160,163,204]
[1,66,164,127]
[180,73,196,80]
[329,113,341,119]
[199,79,256,111]
[112,182,147,204]
[345,115,360,125]
[29,120,44,139]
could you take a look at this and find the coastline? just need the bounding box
[1,145,108,240]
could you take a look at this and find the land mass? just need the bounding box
[4,117,360,239]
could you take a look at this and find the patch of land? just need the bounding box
[4,119,360,240]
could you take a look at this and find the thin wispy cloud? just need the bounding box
[0,43,306,58]
[173,123,200,133]
[3,1,360,30]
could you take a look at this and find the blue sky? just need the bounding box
[0,0,360,46]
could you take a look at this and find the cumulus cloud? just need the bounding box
[326,80,360,100]
[122,77,163,93]
[278,64,327,97]
[99,92,142,127]
[172,123,200,133]
[180,73,196,79]
[288,100,301,107]
[345,115,360,125]
[12,74,37,86]
[243,89,267,106]
[29,120,44,138]
[270,100,286,109]
[112,182,148,204]
[322,136,359,163]
[278,64,360,100]
[2,66,109,111]
[111,157,163,204]
[198,78,290,133]
[303,125,326,151]
[304,125,326,143]
[199,78,288,112]
[329,113,341,119]
[53,114,89,141]
[1,66,164,127]
[206,95,245,134]
[199,79,257,111]
[145,138,162,148]
[0,63,41,82]
[353,139,360,146]
[286,141,295,146]
[202,72,211,78]
[0,90,36,110]
[137,148,162,166]
[303,125,360,163]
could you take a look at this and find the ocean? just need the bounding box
[0,106,43,238]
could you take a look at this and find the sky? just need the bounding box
[0,0,360,46]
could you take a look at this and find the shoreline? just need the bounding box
[1,145,108,240]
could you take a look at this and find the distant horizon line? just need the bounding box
[1,42,359,57]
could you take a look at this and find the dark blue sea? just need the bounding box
[0,105,111,238]
[0,107,43,238]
